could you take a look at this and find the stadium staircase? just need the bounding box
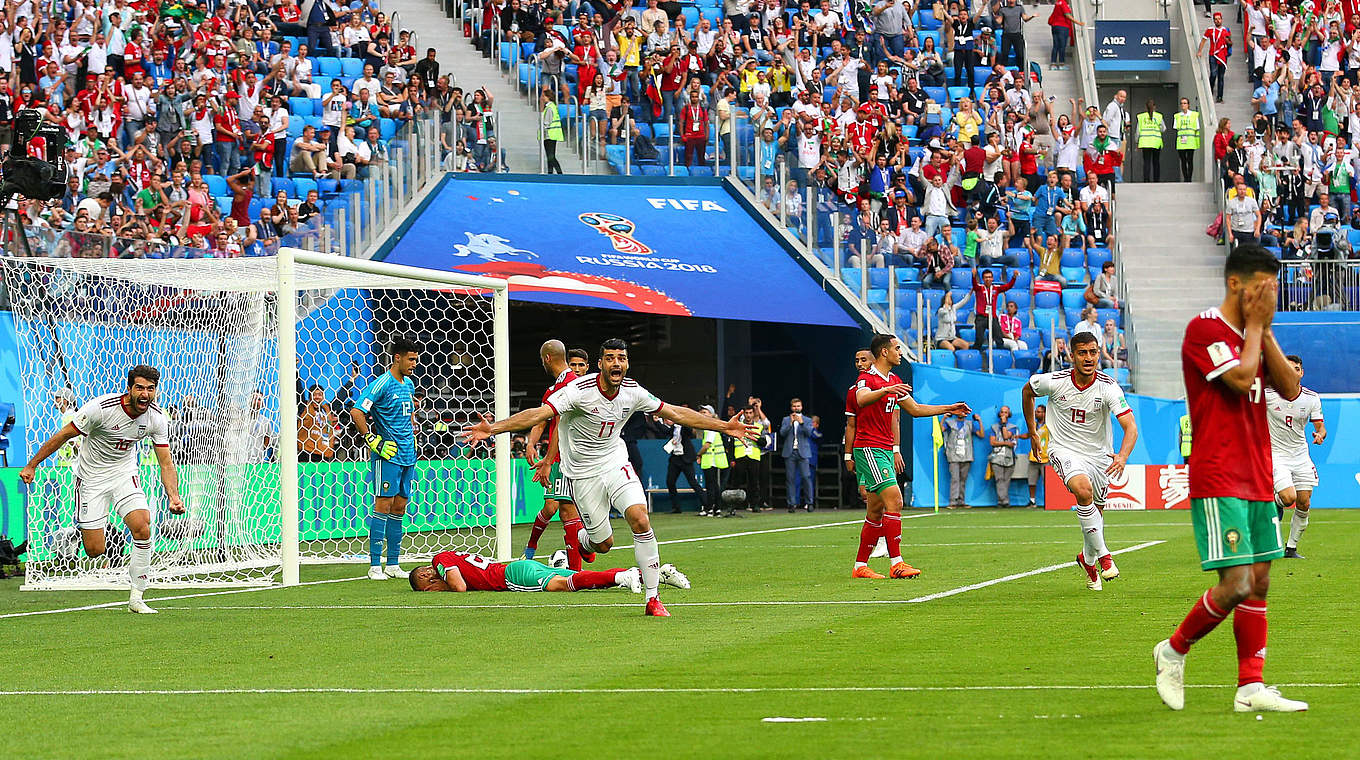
[387,0,546,172]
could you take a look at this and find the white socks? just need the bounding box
[1288,510,1309,549]
[633,530,661,600]
[1075,504,1108,565]
[129,538,152,600]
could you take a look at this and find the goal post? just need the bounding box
[1,250,511,590]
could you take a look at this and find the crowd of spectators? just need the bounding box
[1207,2,1360,310]
[0,0,515,261]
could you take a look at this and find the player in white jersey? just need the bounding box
[463,338,759,616]
[19,366,185,613]
[1264,354,1325,559]
[1022,331,1138,591]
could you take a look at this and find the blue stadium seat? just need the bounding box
[990,350,1014,373]
[272,177,296,199]
[1005,289,1030,310]
[1034,291,1060,310]
[896,307,915,332]
[247,198,264,220]
[921,289,946,314]
[287,119,305,138]
[869,268,890,288]
[924,86,947,104]
[1012,349,1041,371]
[1032,307,1060,333]
[1115,368,1131,388]
[1064,308,1082,328]
[1096,308,1122,328]
[1087,248,1113,268]
[1009,268,1032,290]
[1006,247,1030,265]
[946,86,971,103]
[204,175,228,196]
[957,326,976,344]
[1060,266,1087,283]
[896,267,921,285]
[1021,329,1043,349]
[379,119,397,140]
[317,57,342,77]
[931,350,957,368]
[842,268,863,295]
[1060,248,1086,268]
[1061,287,1085,310]
[293,177,318,198]
[950,269,973,290]
[289,97,314,116]
[214,195,232,216]
[955,350,983,372]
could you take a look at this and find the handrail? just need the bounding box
[1070,0,1101,109]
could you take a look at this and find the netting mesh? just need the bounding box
[1,255,502,589]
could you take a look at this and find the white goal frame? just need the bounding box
[3,248,511,589]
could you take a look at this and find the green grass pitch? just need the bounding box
[2,508,1358,759]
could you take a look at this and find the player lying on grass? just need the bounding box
[462,338,758,616]
[19,366,185,614]
[1264,354,1325,559]
[1021,330,1138,591]
[407,550,691,593]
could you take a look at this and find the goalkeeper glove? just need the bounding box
[366,433,398,460]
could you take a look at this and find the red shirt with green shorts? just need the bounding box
[1180,307,1282,570]
[852,367,902,494]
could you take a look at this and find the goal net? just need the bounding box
[1,249,510,589]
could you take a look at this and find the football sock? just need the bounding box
[1075,503,1108,565]
[633,530,661,600]
[567,570,622,591]
[1233,601,1268,686]
[855,518,883,565]
[368,513,386,566]
[527,507,553,551]
[129,539,152,599]
[1287,510,1309,549]
[1169,589,1229,655]
[563,528,583,570]
[385,513,404,565]
[883,512,903,564]
[563,517,591,555]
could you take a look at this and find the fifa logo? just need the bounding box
[1225,529,1241,553]
[579,213,653,255]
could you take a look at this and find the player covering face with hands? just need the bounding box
[461,338,760,616]
[1022,331,1138,591]
[19,366,184,613]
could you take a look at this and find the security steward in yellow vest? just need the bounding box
[698,407,731,517]
[727,404,764,514]
[1173,97,1201,182]
[1179,413,1192,464]
[1137,98,1167,183]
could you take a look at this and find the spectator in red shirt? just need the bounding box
[1212,117,1233,162]
[214,92,243,175]
[1196,12,1231,103]
[1047,0,1081,70]
[970,266,1017,350]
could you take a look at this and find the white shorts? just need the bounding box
[1047,448,1109,507]
[565,465,646,544]
[74,474,149,531]
[1272,454,1318,494]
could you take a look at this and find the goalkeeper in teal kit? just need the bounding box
[350,336,420,581]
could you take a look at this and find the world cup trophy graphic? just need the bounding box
[579,212,653,255]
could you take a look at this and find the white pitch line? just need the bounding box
[0,517,932,621]
[159,540,1167,612]
[0,682,1351,697]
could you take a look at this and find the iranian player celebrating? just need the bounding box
[1264,354,1325,559]
[462,338,759,616]
[1021,331,1138,591]
[19,366,185,613]
[1154,245,1308,713]
[851,334,970,579]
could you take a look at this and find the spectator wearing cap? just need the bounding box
[290,124,329,177]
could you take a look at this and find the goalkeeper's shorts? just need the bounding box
[504,559,574,591]
[372,459,416,500]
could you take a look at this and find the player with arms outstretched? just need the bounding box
[521,343,590,567]
[462,338,760,616]
[1022,331,1138,591]
[851,334,970,579]
[408,550,692,593]
[1154,244,1308,713]
[350,336,419,581]
[19,366,185,613]
[1265,354,1325,559]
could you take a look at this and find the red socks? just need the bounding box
[563,524,583,571]
[527,507,553,550]
[567,569,624,591]
[1233,601,1268,686]
[1169,589,1229,655]
[855,519,883,563]
[883,512,903,559]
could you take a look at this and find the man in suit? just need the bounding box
[660,413,709,514]
[779,398,820,512]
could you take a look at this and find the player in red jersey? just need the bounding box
[1154,244,1309,713]
[408,550,691,593]
[851,334,970,579]
[843,348,888,558]
[521,343,591,568]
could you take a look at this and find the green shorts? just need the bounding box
[1191,497,1284,571]
[853,448,899,494]
[545,462,572,502]
[503,559,574,591]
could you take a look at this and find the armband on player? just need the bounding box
[891,446,901,454]
[844,452,853,461]
[366,433,397,460]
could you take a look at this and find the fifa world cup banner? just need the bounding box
[1045,464,1192,511]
